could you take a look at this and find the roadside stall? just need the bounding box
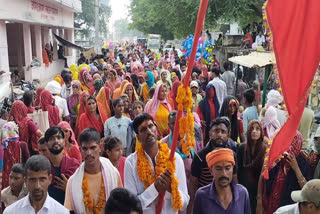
[228,51,275,107]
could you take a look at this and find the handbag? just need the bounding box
[28,109,50,132]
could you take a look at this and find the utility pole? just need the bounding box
[95,0,100,53]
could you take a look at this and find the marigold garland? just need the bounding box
[176,84,196,155]
[82,174,106,214]
[136,141,182,211]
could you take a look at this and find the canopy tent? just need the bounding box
[228,51,275,106]
[228,51,275,68]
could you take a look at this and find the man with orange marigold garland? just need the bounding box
[64,128,122,214]
[125,113,189,214]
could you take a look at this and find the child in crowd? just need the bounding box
[1,163,28,209]
[0,109,8,129]
[103,136,126,185]
[104,98,134,157]
[132,101,144,119]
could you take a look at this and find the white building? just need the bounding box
[0,0,81,83]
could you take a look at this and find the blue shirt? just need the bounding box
[193,181,251,214]
[243,106,259,135]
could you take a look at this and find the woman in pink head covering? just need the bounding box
[131,64,139,74]
[79,67,93,91]
[105,69,120,95]
[57,121,82,162]
[260,106,281,140]
[144,84,172,137]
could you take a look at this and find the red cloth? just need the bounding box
[27,106,34,114]
[170,80,181,109]
[9,101,39,151]
[89,86,95,96]
[263,131,302,214]
[75,91,89,138]
[2,142,21,189]
[117,156,126,186]
[243,32,253,45]
[51,155,80,184]
[40,90,60,127]
[34,88,44,107]
[78,99,104,135]
[263,0,320,179]
[58,121,82,162]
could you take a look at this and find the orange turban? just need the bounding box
[206,148,235,168]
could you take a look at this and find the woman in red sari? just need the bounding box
[197,84,220,144]
[34,87,44,107]
[9,101,43,154]
[0,122,30,189]
[170,79,181,110]
[39,90,61,126]
[78,96,104,136]
[57,121,82,162]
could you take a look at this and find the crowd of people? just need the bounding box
[0,43,319,214]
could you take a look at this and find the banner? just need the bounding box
[263,0,320,179]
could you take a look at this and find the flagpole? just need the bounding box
[156,0,209,213]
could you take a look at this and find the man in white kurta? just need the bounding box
[124,113,189,214]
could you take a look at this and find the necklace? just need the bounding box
[82,174,106,214]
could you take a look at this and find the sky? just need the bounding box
[109,0,130,31]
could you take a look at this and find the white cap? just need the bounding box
[291,179,320,207]
[45,80,62,95]
[190,81,199,88]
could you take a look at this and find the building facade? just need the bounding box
[0,0,81,83]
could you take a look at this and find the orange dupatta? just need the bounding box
[113,80,129,100]
[96,87,111,123]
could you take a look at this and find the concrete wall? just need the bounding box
[25,56,76,84]
[0,21,9,73]
[0,0,77,28]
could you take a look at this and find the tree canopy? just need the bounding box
[129,0,264,40]
[74,0,111,39]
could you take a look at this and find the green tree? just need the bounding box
[74,0,111,38]
[114,19,143,40]
[129,0,264,39]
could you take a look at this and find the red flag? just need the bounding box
[263,0,320,179]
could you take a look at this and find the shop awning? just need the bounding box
[228,51,275,68]
[54,33,87,51]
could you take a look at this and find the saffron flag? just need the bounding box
[263,0,320,179]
